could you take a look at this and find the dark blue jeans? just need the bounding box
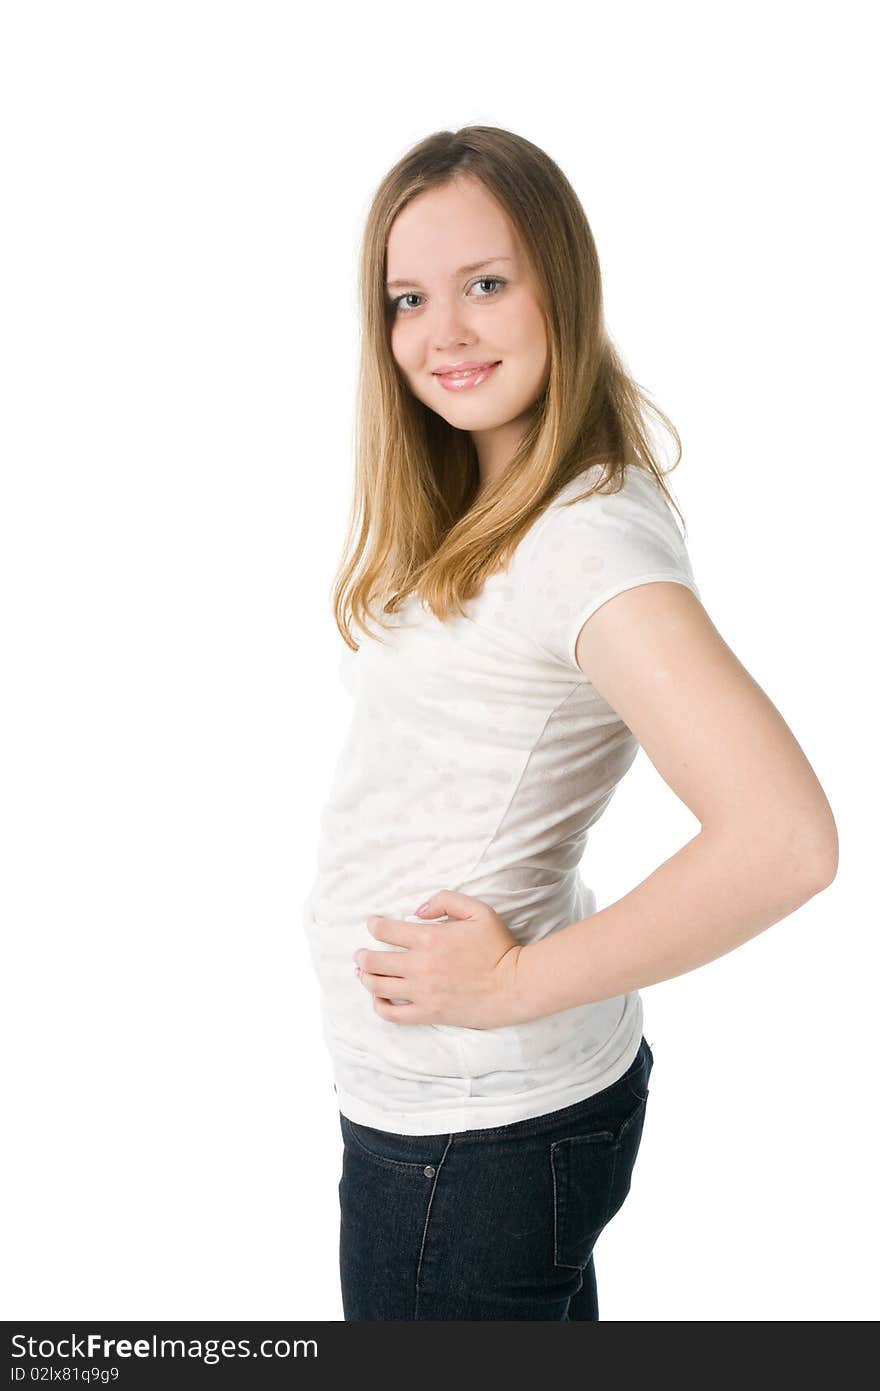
[337,1034,653,1320]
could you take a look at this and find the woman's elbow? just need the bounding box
[802,805,839,893]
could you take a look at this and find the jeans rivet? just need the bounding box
[423,1165,436,1178]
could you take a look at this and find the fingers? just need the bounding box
[358,968,407,998]
[357,950,406,977]
[414,889,471,921]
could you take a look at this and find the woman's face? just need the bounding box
[385,177,550,480]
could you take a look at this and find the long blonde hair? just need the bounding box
[332,125,688,651]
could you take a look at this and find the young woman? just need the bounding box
[301,126,838,1321]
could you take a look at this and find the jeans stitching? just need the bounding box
[551,1140,562,1267]
[601,1143,620,1232]
[413,1133,455,1320]
[550,1132,615,1270]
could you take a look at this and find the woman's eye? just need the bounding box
[390,293,424,313]
[471,276,505,299]
[388,276,506,314]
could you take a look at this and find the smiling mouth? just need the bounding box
[433,361,501,390]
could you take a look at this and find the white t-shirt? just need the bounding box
[302,462,701,1135]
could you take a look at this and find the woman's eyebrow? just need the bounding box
[385,256,512,291]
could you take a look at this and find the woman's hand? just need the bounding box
[352,890,529,1029]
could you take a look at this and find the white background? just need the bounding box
[2,0,876,1322]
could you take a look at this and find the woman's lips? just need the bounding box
[434,361,501,391]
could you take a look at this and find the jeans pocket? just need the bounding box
[339,1112,450,1173]
[550,1092,649,1270]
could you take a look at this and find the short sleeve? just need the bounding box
[517,466,701,674]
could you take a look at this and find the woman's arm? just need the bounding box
[515,582,838,1017]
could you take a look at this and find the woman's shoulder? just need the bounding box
[550,461,672,509]
[526,464,679,553]
[508,463,699,671]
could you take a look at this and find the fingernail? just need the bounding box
[415,901,431,914]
